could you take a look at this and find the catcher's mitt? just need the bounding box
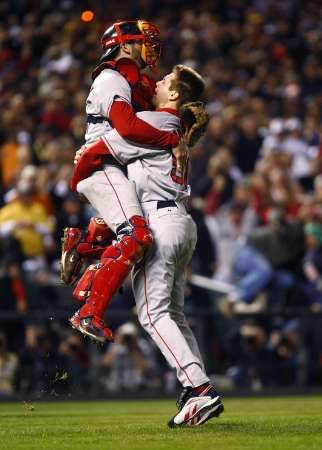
[180,101,209,147]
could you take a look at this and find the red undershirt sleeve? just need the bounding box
[11,275,27,306]
[109,101,180,149]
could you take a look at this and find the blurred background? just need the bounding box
[0,0,322,399]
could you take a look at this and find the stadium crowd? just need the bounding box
[1,0,322,396]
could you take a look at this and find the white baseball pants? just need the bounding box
[132,202,209,387]
[76,166,142,232]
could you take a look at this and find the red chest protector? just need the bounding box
[92,58,155,111]
[132,73,156,111]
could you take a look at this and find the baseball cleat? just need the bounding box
[77,315,113,343]
[191,399,224,426]
[60,227,84,285]
[69,310,81,330]
[168,386,224,428]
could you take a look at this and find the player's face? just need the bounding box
[153,72,177,106]
[126,42,145,68]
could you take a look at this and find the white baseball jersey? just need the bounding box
[102,110,191,203]
[85,69,131,144]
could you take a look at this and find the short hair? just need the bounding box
[171,65,205,106]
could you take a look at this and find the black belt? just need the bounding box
[87,114,106,124]
[157,200,177,209]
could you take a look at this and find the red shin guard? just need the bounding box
[78,216,153,318]
[73,264,100,301]
[76,243,105,259]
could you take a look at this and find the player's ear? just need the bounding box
[120,42,132,56]
[169,89,179,101]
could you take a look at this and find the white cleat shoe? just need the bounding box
[168,386,224,428]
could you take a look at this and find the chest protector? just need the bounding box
[92,58,156,112]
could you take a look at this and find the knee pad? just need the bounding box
[101,235,144,266]
[74,218,115,259]
[129,215,154,249]
[86,217,115,244]
[102,215,153,265]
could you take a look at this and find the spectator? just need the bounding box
[248,209,305,273]
[0,179,53,269]
[4,165,55,215]
[0,333,19,396]
[19,324,66,395]
[0,132,24,192]
[302,222,322,312]
[203,147,241,215]
[218,244,273,317]
[58,331,89,393]
[260,119,285,156]
[0,235,27,312]
[100,322,157,392]
[205,200,258,281]
[226,323,271,389]
[268,320,306,386]
[283,118,317,189]
[235,115,263,174]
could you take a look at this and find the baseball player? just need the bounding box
[72,65,224,427]
[61,20,182,342]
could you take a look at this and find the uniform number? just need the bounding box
[171,154,188,186]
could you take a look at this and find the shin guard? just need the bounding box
[79,216,153,318]
[73,264,100,301]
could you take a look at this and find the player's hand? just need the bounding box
[172,139,189,173]
[74,146,86,165]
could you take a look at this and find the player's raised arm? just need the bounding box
[98,102,208,167]
[108,100,180,148]
[98,67,208,166]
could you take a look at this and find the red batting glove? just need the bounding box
[70,139,111,191]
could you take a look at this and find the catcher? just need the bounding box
[61,19,183,342]
[70,66,224,427]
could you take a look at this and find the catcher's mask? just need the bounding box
[101,20,161,70]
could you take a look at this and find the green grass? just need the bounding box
[0,397,321,450]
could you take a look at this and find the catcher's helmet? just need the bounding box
[101,20,161,69]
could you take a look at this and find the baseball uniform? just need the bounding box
[77,68,178,233]
[77,68,143,232]
[102,109,209,387]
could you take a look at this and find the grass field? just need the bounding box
[0,396,321,450]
